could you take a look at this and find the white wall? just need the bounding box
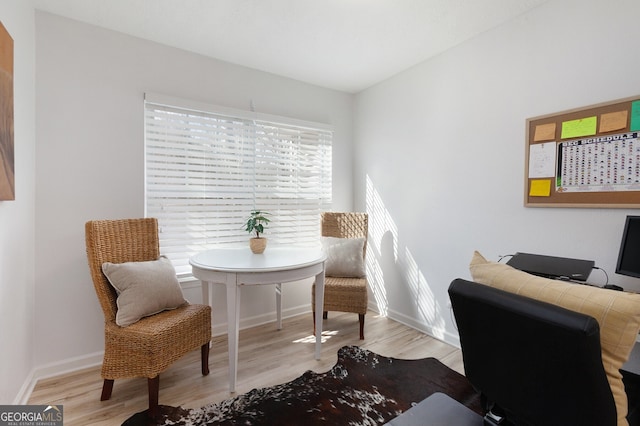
[0,0,36,404]
[34,12,353,373]
[354,0,640,346]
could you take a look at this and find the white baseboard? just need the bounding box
[382,306,461,349]
[17,304,312,404]
[212,303,313,336]
[15,351,104,405]
[14,370,36,405]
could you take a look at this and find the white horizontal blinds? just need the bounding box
[144,95,332,275]
[253,122,332,244]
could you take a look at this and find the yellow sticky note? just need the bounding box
[529,179,551,197]
[599,110,628,133]
[561,116,597,139]
[533,123,556,142]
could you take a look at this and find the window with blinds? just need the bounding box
[144,94,333,276]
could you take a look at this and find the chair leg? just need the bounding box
[100,379,114,401]
[201,343,210,376]
[148,376,160,420]
[323,311,328,319]
[359,314,365,340]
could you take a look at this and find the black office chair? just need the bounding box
[448,278,616,426]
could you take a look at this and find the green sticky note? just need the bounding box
[561,116,597,139]
[631,100,640,131]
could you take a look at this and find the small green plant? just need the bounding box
[244,210,271,238]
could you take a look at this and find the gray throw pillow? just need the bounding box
[322,236,366,277]
[102,256,187,327]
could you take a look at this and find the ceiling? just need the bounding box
[33,0,549,93]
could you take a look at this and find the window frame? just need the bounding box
[144,93,333,276]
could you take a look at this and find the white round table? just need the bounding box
[190,246,326,392]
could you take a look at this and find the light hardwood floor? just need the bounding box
[28,311,463,425]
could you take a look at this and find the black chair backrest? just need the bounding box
[448,278,616,426]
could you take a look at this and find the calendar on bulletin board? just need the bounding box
[525,95,640,207]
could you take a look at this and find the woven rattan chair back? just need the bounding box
[321,212,368,253]
[85,218,160,323]
[313,212,369,339]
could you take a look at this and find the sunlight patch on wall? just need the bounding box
[365,175,398,315]
[365,174,446,339]
[400,247,445,340]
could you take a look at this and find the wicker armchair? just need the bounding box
[312,212,369,339]
[84,218,211,419]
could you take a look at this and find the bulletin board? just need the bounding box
[525,95,640,208]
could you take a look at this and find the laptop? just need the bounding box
[506,252,594,282]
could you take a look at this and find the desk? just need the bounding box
[190,246,326,392]
[384,393,482,426]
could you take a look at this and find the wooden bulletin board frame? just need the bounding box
[525,95,640,208]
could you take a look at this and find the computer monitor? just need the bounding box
[616,215,640,279]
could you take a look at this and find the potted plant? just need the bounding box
[244,210,271,254]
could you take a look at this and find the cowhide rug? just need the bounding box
[123,345,482,426]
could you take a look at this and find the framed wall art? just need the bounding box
[0,21,14,201]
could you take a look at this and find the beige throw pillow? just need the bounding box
[102,256,187,327]
[322,237,366,277]
[469,250,640,426]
